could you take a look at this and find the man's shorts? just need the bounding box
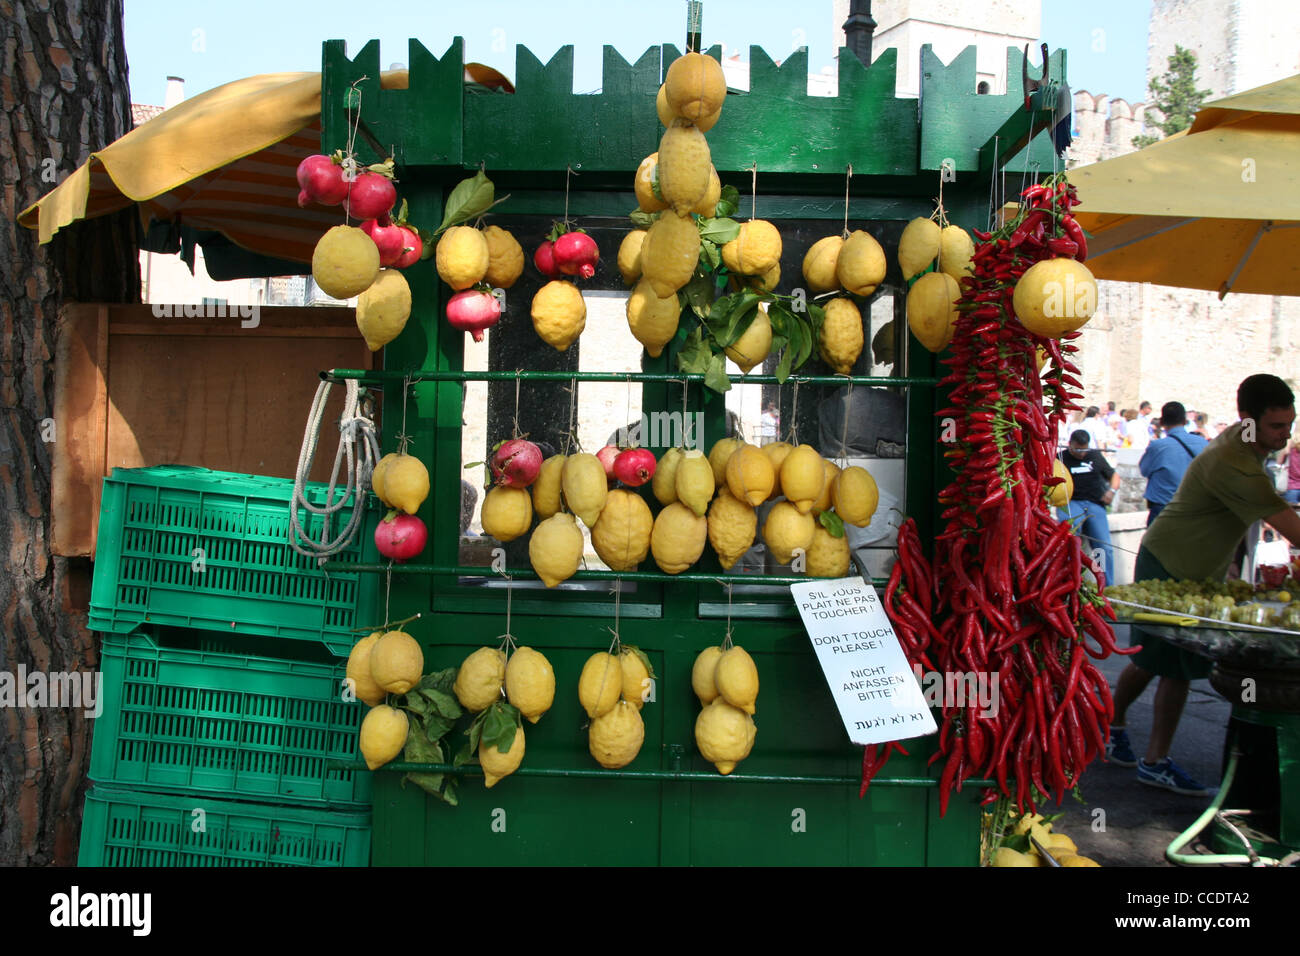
[1129,546,1213,681]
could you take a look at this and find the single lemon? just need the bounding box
[674,449,715,517]
[626,278,681,358]
[692,166,722,217]
[802,235,844,293]
[780,444,826,514]
[708,437,744,488]
[1013,258,1098,337]
[480,485,533,542]
[480,724,524,788]
[834,466,879,527]
[658,121,712,214]
[359,704,408,770]
[836,229,886,296]
[531,454,567,518]
[695,697,756,774]
[531,280,587,351]
[651,501,708,574]
[664,51,727,122]
[761,442,794,499]
[453,646,506,712]
[819,296,864,374]
[618,229,648,284]
[707,488,758,570]
[356,268,411,351]
[691,646,723,706]
[589,699,646,768]
[724,302,772,373]
[991,847,1037,868]
[715,645,759,715]
[561,453,608,529]
[591,488,654,572]
[505,646,554,724]
[805,524,851,577]
[619,647,654,708]
[579,651,623,719]
[435,225,490,290]
[1048,458,1074,509]
[381,453,429,515]
[369,630,423,694]
[907,271,961,352]
[482,224,525,289]
[764,500,816,565]
[721,219,781,276]
[370,452,398,505]
[641,210,700,297]
[813,459,840,513]
[346,631,387,706]
[529,512,585,587]
[897,217,941,280]
[653,447,685,506]
[725,443,775,506]
[312,225,380,299]
[938,224,974,279]
[634,152,667,213]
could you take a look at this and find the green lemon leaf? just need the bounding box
[682,270,716,319]
[705,353,732,394]
[720,302,758,349]
[715,185,740,219]
[424,687,462,720]
[775,342,795,383]
[436,170,495,235]
[403,693,429,716]
[677,326,713,374]
[622,644,657,681]
[1000,833,1031,853]
[819,510,846,538]
[700,241,721,271]
[629,210,658,228]
[698,217,740,244]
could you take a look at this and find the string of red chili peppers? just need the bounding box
[864,174,1139,816]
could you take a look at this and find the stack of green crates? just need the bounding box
[81,467,379,867]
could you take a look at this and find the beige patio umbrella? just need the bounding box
[1070,73,1300,298]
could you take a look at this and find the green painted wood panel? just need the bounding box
[920,45,1066,175]
[705,45,917,177]
[466,46,662,172]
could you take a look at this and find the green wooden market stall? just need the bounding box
[310,32,1066,866]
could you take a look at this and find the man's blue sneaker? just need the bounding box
[1106,727,1138,767]
[1137,758,1216,796]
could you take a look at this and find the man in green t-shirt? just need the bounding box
[1109,374,1300,795]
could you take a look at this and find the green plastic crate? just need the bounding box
[89,466,378,656]
[90,630,371,808]
[79,787,370,867]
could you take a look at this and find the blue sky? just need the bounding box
[124,0,1152,106]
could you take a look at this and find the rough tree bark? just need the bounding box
[1,0,138,864]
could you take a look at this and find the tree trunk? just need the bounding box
[0,0,138,865]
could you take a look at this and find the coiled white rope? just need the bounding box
[289,377,379,561]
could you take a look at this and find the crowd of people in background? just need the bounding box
[1057,398,1231,452]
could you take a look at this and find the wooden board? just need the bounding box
[51,304,375,557]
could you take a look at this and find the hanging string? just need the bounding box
[788,379,801,445]
[987,135,999,232]
[625,373,634,447]
[606,579,623,653]
[749,162,758,220]
[838,378,855,466]
[397,373,413,453]
[512,372,522,438]
[384,566,392,629]
[563,164,580,229]
[563,376,577,455]
[841,163,853,238]
[722,581,734,648]
[342,76,370,225]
